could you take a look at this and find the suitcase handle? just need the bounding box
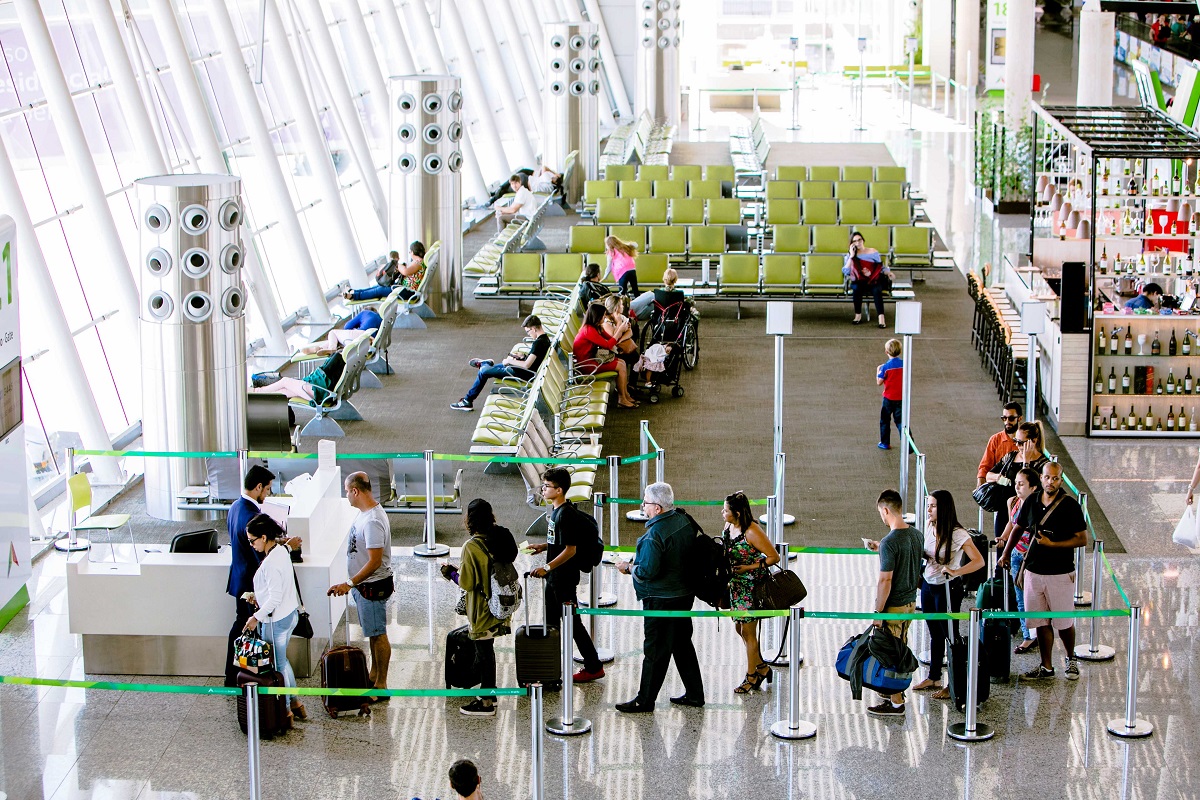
[523,571,549,635]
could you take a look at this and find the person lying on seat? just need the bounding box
[298,306,382,357]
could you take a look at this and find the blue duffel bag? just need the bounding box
[835,627,916,698]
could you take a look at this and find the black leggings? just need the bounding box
[920,577,965,682]
[852,280,885,317]
[619,272,640,297]
[473,637,496,698]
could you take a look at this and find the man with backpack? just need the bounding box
[529,467,605,683]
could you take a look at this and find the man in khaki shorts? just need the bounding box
[1015,462,1088,681]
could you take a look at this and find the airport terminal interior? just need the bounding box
[1,0,1199,798]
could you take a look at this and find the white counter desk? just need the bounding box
[67,466,356,677]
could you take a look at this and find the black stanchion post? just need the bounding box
[245,684,263,800]
[1107,604,1153,738]
[414,449,448,557]
[769,605,815,740]
[545,603,591,735]
[530,683,545,800]
[947,607,995,742]
[1075,540,1115,662]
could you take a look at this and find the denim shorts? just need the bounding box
[352,588,389,638]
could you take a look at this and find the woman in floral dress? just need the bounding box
[724,491,780,694]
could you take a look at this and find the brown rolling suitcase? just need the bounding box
[321,641,374,718]
[236,667,291,738]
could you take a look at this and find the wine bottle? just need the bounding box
[1137,416,1146,431]
[1156,418,1164,431]
[1095,367,1105,394]
[1152,168,1161,196]
[1184,330,1192,356]
[1170,329,1178,356]
[1174,166,1183,196]
[1157,379,1165,395]
[1100,247,1109,274]
[1129,405,1139,428]
[1168,368,1176,394]
[1126,328,1134,355]
[1182,407,1190,430]
[1186,366,1194,394]
[1109,367,1118,393]
[1122,367,1131,394]
[1102,165,1110,196]
[1093,405,1102,430]
[1168,406,1176,430]
[1097,326,1106,354]
[1110,327,1120,354]
[1147,406,1156,428]
[1138,254,1148,275]
[1152,330,1162,355]
[1110,407,1120,430]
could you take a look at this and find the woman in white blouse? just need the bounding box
[243,514,306,721]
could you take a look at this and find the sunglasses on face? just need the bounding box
[1001,415,1019,421]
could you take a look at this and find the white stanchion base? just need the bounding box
[545,716,592,736]
[574,647,615,664]
[758,513,797,527]
[770,719,817,740]
[1074,644,1116,662]
[54,537,90,553]
[1106,718,1153,738]
[946,722,995,742]
[577,594,617,608]
[626,510,648,522]
[413,542,450,557]
[1073,592,1093,607]
[768,653,802,668]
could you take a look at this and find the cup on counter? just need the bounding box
[590,433,600,447]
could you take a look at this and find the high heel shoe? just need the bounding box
[734,663,773,694]
[755,662,773,686]
[291,702,308,721]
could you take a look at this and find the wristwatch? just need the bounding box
[346,579,356,588]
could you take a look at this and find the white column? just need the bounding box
[402,0,450,72]
[268,0,370,288]
[293,0,389,236]
[374,0,419,74]
[341,0,395,122]
[922,0,952,79]
[954,0,980,88]
[85,0,167,176]
[1077,0,1115,106]
[1004,0,1035,127]
[0,140,121,484]
[491,0,545,126]
[516,0,549,79]
[561,0,584,22]
[15,0,140,336]
[459,131,491,207]
[441,0,517,171]
[470,0,537,166]
[147,0,288,354]
[206,0,332,323]
[580,0,634,119]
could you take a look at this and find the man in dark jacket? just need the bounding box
[615,481,705,712]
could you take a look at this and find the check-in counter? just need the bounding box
[67,465,356,677]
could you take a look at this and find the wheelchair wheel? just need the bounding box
[682,321,699,370]
[672,385,685,398]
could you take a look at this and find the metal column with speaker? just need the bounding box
[635,0,681,123]
[137,175,247,522]
[542,23,600,201]
[389,75,463,316]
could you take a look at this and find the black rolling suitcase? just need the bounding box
[945,582,990,713]
[982,543,1012,683]
[236,667,291,738]
[514,573,561,692]
[976,542,1019,636]
[446,624,481,689]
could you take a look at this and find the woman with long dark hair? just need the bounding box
[723,491,780,694]
[572,301,638,408]
[912,490,984,699]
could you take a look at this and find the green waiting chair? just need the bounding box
[634,198,668,225]
[705,165,735,184]
[707,198,743,225]
[596,197,631,225]
[604,164,635,181]
[877,199,914,225]
[812,224,851,254]
[670,197,705,225]
[654,180,687,200]
[638,164,669,181]
[688,180,722,200]
[808,166,841,181]
[583,180,617,209]
[766,180,799,199]
[869,181,905,200]
[802,199,838,225]
[608,225,647,250]
[776,165,808,181]
[543,253,584,289]
[619,180,653,199]
[648,225,686,255]
[772,225,811,253]
[634,253,669,286]
[499,253,542,294]
[688,225,727,256]
[763,255,803,294]
[568,225,608,254]
[68,473,134,562]
[839,199,876,226]
[875,166,906,184]
[854,225,890,253]
[671,165,702,181]
[799,181,833,199]
[834,181,869,199]
[766,199,801,226]
[891,226,933,268]
[842,166,874,182]
[718,254,761,294]
[804,254,847,295]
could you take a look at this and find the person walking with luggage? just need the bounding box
[242,514,307,723]
[876,339,903,450]
[327,472,394,696]
[225,465,301,687]
[723,490,780,694]
[976,402,1023,538]
[1014,462,1088,681]
[863,489,923,716]
[528,468,605,683]
[443,499,519,717]
[615,482,705,712]
[998,467,1043,654]
[911,490,984,700]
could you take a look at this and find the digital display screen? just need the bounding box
[0,357,21,441]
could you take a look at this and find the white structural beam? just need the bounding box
[1077,0,1115,106]
[441,0,517,173]
[1004,0,1035,127]
[373,0,419,75]
[206,0,332,323]
[340,0,395,132]
[293,0,389,236]
[144,0,288,354]
[468,0,537,166]
[488,0,544,134]
[15,0,141,346]
[515,0,548,74]
[86,0,168,176]
[0,138,121,485]
[268,0,370,288]
[954,0,980,88]
[580,0,633,119]
[401,0,449,73]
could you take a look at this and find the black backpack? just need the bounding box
[959,529,989,593]
[564,503,603,572]
[681,510,733,608]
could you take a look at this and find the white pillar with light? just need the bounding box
[896,301,922,516]
[759,303,796,528]
[1023,301,1046,422]
[905,36,918,130]
[788,36,800,131]
[856,37,867,131]
[1077,0,1115,106]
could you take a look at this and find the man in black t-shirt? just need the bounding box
[1015,462,1088,682]
[528,468,605,683]
[451,315,550,411]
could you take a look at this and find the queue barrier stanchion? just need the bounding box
[607,455,620,555]
[769,541,796,667]
[1107,603,1153,739]
[770,604,815,740]
[656,447,665,485]
[55,446,90,553]
[546,603,592,736]
[1075,540,1116,662]
[585,493,616,657]
[531,683,545,800]
[1074,492,1092,606]
[626,421,650,522]
[947,607,995,742]
[245,683,263,800]
[414,450,448,557]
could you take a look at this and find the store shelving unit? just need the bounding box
[1032,104,1200,436]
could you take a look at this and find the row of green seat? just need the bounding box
[764,198,914,226]
[765,180,905,200]
[770,224,933,266]
[775,165,907,183]
[584,178,730,205]
[602,164,733,182]
[593,196,742,226]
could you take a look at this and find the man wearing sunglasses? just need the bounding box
[978,402,1024,537]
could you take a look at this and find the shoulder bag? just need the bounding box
[290,567,314,639]
[1015,494,1064,590]
[753,564,808,611]
[972,452,1019,512]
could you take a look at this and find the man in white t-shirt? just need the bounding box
[327,471,393,693]
[495,173,535,231]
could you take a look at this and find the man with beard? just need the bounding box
[978,401,1023,538]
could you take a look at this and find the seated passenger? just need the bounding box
[253,351,345,404]
[451,315,550,412]
[579,261,612,306]
[494,173,535,232]
[605,235,640,296]
[1124,282,1162,311]
[341,250,400,303]
[602,294,639,368]
[843,230,891,328]
[653,268,687,308]
[573,301,638,409]
[343,242,426,302]
[299,306,382,356]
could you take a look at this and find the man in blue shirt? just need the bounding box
[615,482,705,712]
[1124,282,1162,311]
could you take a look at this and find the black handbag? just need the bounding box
[753,565,808,610]
[972,453,1018,512]
[291,568,313,639]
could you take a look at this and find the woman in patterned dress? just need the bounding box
[724,491,780,694]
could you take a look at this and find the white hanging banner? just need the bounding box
[985,0,1008,91]
[0,215,32,627]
